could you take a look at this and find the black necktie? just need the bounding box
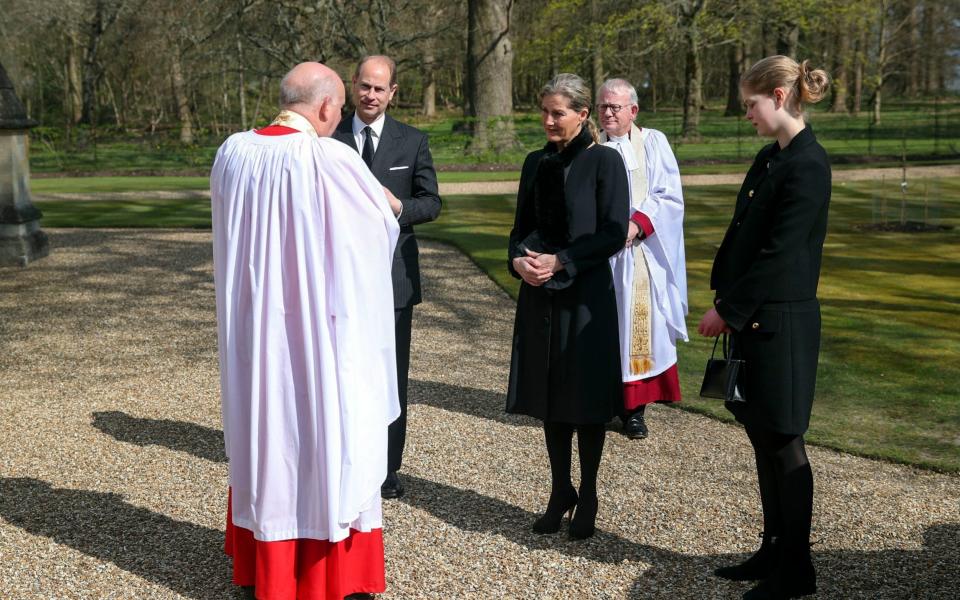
[361,126,374,168]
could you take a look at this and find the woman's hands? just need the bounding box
[513,249,565,287]
[697,307,732,337]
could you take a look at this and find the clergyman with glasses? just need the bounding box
[597,78,689,440]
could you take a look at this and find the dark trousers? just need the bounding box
[388,306,413,473]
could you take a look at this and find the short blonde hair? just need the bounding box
[741,55,829,116]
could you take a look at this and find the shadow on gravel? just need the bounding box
[409,379,534,427]
[0,477,234,599]
[409,379,643,436]
[396,473,744,596]
[398,472,960,598]
[92,411,226,463]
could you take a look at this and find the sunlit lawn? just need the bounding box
[28,98,960,174]
[416,179,960,473]
[29,172,520,195]
[31,178,960,471]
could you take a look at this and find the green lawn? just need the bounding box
[31,178,960,471]
[28,99,960,174]
[416,180,960,473]
[29,172,520,195]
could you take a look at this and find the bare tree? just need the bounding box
[679,0,707,139]
[465,0,520,155]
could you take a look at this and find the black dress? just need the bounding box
[710,125,831,435]
[506,131,629,425]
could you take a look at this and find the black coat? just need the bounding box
[333,114,442,308]
[710,126,831,435]
[506,143,629,425]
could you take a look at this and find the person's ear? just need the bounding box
[773,87,787,109]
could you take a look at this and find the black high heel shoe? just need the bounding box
[532,487,578,534]
[568,495,598,540]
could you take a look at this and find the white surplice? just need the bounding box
[603,125,689,381]
[211,129,400,543]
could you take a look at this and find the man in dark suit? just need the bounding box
[333,55,441,499]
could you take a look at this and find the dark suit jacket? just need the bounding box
[710,125,831,434]
[333,114,441,308]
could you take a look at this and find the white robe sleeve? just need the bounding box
[639,129,689,342]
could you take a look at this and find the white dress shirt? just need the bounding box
[352,113,386,155]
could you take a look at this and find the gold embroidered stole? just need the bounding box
[268,110,319,138]
[629,136,653,375]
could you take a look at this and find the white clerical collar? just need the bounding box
[269,110,318,138]
[604,132,640,171]
[353,113,386,138]
[608,132,630,144]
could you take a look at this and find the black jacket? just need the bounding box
[710,125,831,434]
[506,142,629,424]
[333,114,441,308]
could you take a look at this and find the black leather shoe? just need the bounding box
[568,495,598,540]
[715,534,779,581]
[532,486,578,534]
[743,542,816,599]
[624,412,648,439]
[381,471,404,499]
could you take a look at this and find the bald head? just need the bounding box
[280,62,344,109]
[278,62,345,136]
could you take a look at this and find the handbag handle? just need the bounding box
[710,333,734,359]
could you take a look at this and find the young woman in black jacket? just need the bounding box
[698,56,830,600]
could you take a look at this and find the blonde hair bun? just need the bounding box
[798,60,829,105]
[742,55,830,115]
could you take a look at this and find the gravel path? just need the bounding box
[29,164,960,202]
[0,231,957,599]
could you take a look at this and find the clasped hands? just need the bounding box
[513,250,563,287]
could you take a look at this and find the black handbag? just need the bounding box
[699,334,746,403]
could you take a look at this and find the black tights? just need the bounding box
[745,426,814,548]
[543,421,606,499]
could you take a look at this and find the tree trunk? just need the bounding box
[679,0,706,139]
[650,55,658,113]
[236,33,247,129]
[724,42,743,116]
[852,26,866,116]
[466,0,520,155]
[80,0,119,125]
[872,0,887,125]
[777,21,799,58]
[589,0,605,94]
[103,76,123,128]
[171,46,193,144]
[66,33,83,125]
[906,0,920,96]
[830,31,849,113]
[421,38,436,116]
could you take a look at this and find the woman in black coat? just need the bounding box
[506,73,628,540]
[698,56,831,600]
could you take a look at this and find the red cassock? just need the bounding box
[622,211,682,411]
[222,124,387,600]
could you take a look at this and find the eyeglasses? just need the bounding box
[596,103,633,114]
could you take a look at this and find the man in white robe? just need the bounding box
[598,78,689,440]
[211,62,400,599]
